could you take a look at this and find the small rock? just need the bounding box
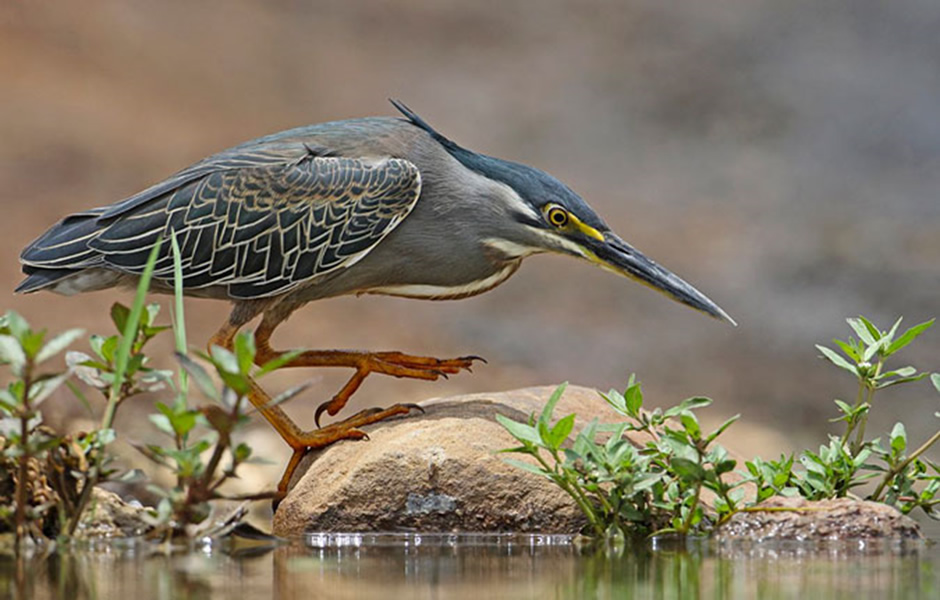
[76,487,153,539]
[274,385,636,537]
[716,496,922,541]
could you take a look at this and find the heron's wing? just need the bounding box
[21,145,422,299]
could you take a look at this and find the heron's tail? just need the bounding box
[16,209,107,293]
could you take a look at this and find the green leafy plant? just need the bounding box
[499,315,940,538]
[138,331,302,537]
[0,241,171,548]
[743,454,798,503]
[0,234,298,545]
[0,311,84,550]
[805,316,940,515]
[497,380,745,539]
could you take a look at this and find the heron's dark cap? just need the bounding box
[391,100,606,231]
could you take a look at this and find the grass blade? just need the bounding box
[169,230,189,399]
[102,237,162,429]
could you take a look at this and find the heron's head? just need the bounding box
[392,100,734,325]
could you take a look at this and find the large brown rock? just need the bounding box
[273,385,639,537]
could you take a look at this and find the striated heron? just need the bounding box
[17,101,733,494]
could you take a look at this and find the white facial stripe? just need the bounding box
[529,228,590,258]
[483,238,539,259]
[485,228,589,261]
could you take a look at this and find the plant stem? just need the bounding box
[533,452,604,537]
[680,483,702,534]
[840,379,867,448]
[852,360,882,454]
[871,428,940,501]
[14,366,34,555]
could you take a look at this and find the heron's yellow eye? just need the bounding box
[546,206,569,228]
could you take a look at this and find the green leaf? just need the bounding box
[210,345,240,375]
[679,412,700,440]
[0,335,27,376]
[884,317,903,345]
[4,311,29,339]
[853,447,873,468]
[890,422,907,456]
[816,344,857,375]
[878,366,917,379]
[800,453,828,475]
[20,330,46,359]
[125,353,146,377]
[847,317,878,346]
[502,457,551,478]
[705,414,740,444]
[633,472,663,493]
[101,336,119,364]
[715,458,737,475]
[495,413,541,446]
[540,382,568,427]
[876,373,930,389]
[35,328,85,364]
[833,399,853,414]
[149,413,175,436]
[549,413,576,449]
[217,370,251,396]
[234,332,256,375]
[885,319,934,356]
[931,373,940,395]
[233,442,252,463]
[624,382,643,417]
[833,339,861,362]
[110,303,130,334]
[600,390,626,414]
[143,303,161,328]
[174,352,219,401]
[862,338,885,362]
[665,396,711,418]
[30,371,72,406]
[671,457,705,482]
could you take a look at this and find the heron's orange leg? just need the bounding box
[239,380,418,495]
[208,319,478,498]
[250,324,482,426]
[274,402,418,494]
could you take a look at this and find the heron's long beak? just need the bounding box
[584,232,736,325]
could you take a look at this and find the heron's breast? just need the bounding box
[362,259,521,301]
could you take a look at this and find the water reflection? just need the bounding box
[1,534,938,599]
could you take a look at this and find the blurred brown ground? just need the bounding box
[2,1,939,513]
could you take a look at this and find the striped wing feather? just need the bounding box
[21,146,421,299]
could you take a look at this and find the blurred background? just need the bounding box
[2,1,939,512]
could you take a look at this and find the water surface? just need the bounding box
[2,533,938,599]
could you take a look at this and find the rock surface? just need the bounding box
[272,386,924,541]
[76,487,153,539]
[716,496,922,541]
[273,385,639,537]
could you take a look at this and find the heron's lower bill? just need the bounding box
[586,233,735,325]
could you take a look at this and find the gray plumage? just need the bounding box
[18,101,733,326]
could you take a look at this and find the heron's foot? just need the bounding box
[276,403,422,497]
[364,351,485,377]
[311,352,483,426]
